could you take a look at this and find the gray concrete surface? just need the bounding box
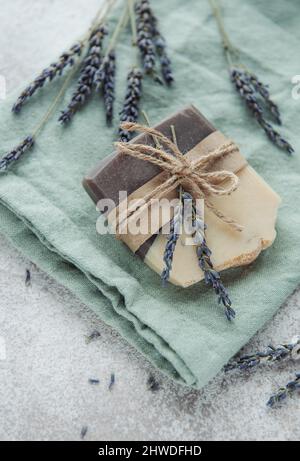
[0,0,299,441]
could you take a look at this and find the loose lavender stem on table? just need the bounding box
[225,335,300,372]
[0,136,35,173]
[231,68,294,154]
[149,15,174,85]
[97,51,116,125]
[231,69,264,119]
[267,372,300,408]
[119,67,143,142]
[135,0,171,84]
[258,118,294,155]
[245,71,281,124]
[155,37,174,86]
[59,26,108,124]
[210,0,293,154]
[12,43,83,114]
[134,0,174,84]
[135,0,157,77]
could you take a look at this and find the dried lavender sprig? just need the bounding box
[109,373,115,390]
[258,118,294,154]
[12,43,83,114]
[99,51,116,125]
[210,1,293,154]
[134,0,173,85]
[119,67,143,142]
[12,0,116,114]
[161,197,183,285]
[245,71,281,124]
[147,374,161,392]
[94,3,129,124]
[148,12,174,86]
[193,203,235,321]
[0,136,34,173]
[231,68,294,154]
[231,68,264,119]
[59,26,108,124]
[155,37,174,86]
[80,426,88,440]
[2,51,82,171]
[135,0,162,83]
[225,335,300,372]
[267,372,300,408]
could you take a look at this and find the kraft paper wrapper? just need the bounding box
[107,131,248,254]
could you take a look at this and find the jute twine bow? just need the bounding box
[115,122,243,235]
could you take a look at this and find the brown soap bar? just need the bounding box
[83,105,215,258]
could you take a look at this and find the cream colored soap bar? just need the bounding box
[144,165,281,287]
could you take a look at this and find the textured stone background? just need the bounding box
[0,0,299,441]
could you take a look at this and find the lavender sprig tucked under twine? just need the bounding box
[161,196,183,286]
[12,43,83,114]
[267,372,300,408]
[231,68,294,154]
[192,200,235,322]
[160,188,235,321]
[119,67,143,142]
[0,136,34,173]
[58,26,108,124]
[225,335,300,372]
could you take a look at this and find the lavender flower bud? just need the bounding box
[161,199,183,285]
[0,136,34,172]
[135,0,159,80]
[135,0,173,85]
[151,21,174,85]
[231,68,294,154]
[195,212,235,321]
[245,72,282,124]
[258,119,294,154]
[119,68,143,142]
[59,26,107,124]
[226,336,300,372]
[267,373,300,408]
[12,43,83,114]
[231,69,263,119]
[100,51,116,126]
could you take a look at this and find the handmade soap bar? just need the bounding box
[83,106,280,287]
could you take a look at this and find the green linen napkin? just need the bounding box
[0,0,299,388]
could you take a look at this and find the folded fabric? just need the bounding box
[0,0,299,388]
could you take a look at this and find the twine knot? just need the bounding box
[115,122,243,233]
[173,164,195,178]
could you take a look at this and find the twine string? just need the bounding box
[115,122,244,235]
